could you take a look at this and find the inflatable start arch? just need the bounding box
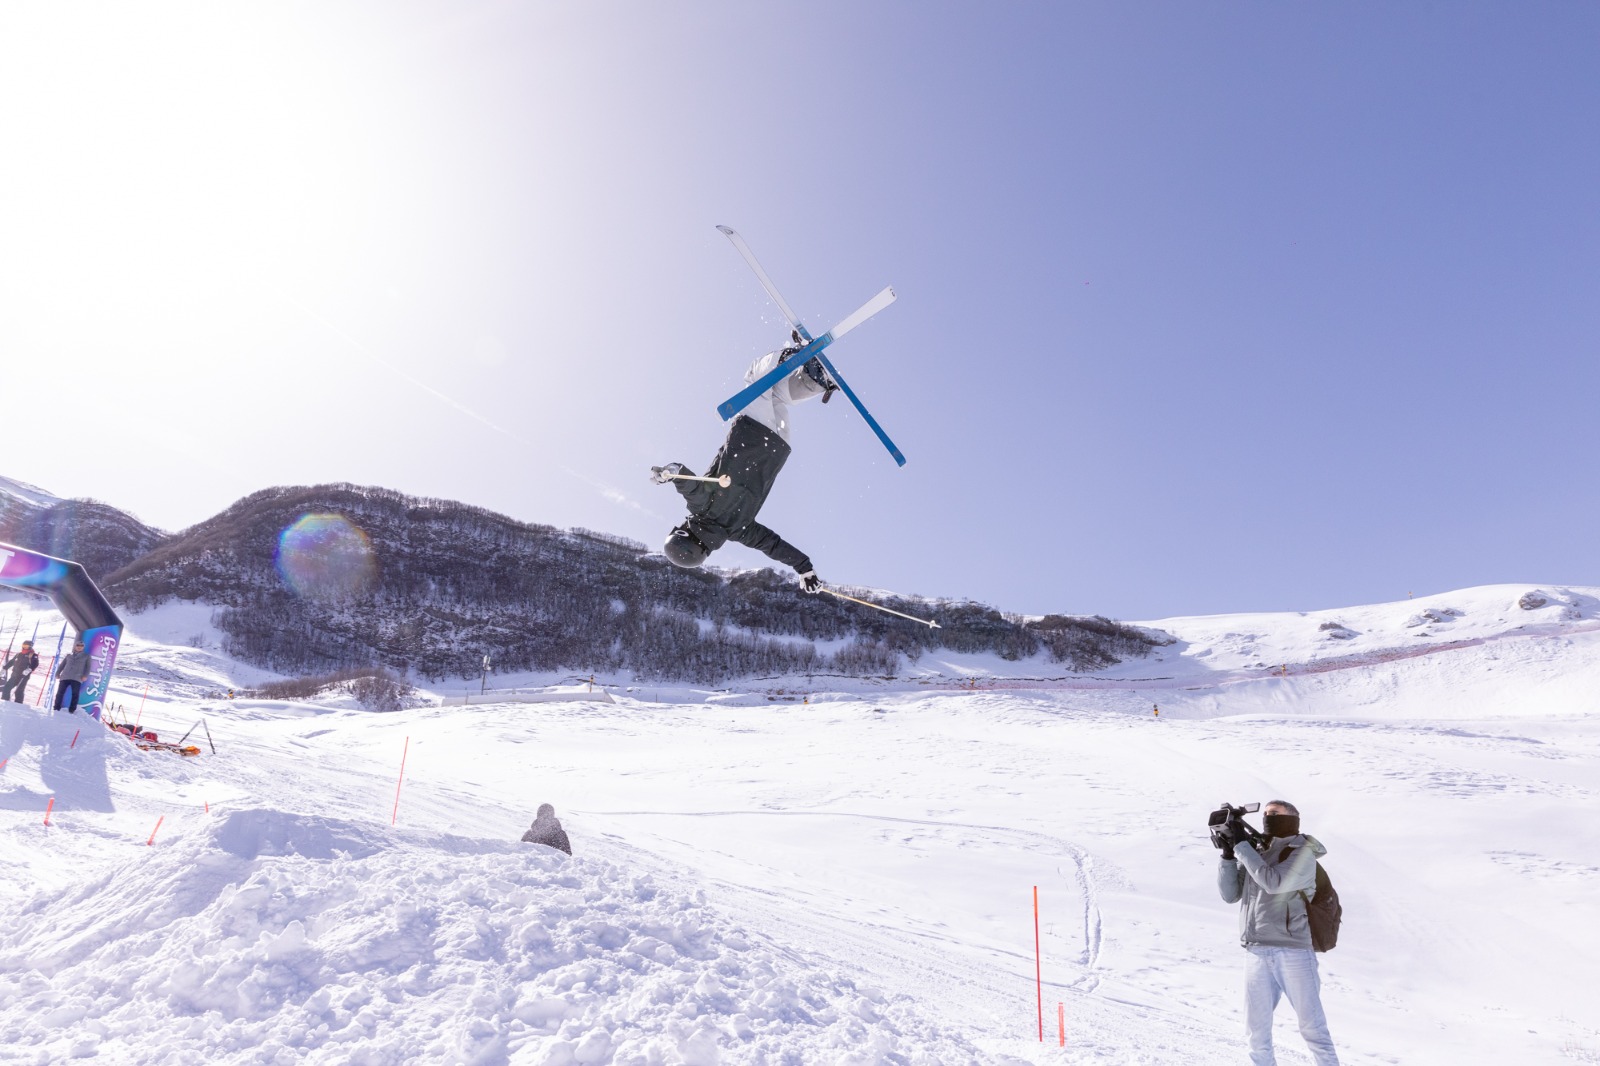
[0,541,121,719]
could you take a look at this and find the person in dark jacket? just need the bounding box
[54,639,91,714]
[1,641,40,704]
[1216,799,1340,1066]
[521,803,572,855]
[652,341,830,591]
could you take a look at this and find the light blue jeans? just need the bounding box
[1244,946,1339,1065]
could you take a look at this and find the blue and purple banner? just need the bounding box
[0,542,122,719]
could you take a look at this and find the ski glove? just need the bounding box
[650,463,685,485]
[799,571,821,594]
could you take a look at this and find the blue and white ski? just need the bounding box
[715,226,906,466]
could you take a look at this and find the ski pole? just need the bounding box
[664,472,732,489]
[819,587,940,629]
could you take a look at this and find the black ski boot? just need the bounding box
[801,357,838,402]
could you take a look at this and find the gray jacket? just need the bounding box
[56,651,92,683]
[1218,834,1326,949]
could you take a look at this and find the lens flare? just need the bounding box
[275,514,376,599]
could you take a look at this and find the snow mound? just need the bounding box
[0,809,976,1065]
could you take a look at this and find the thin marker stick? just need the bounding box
[391,736,410,825]
[1034,886,1043,1042]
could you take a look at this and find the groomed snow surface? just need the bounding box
[2,584,1598,1065]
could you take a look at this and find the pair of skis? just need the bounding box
[715,226,906,466]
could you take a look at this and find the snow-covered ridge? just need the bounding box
[1130,582,1597,677]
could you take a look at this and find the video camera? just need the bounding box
[1208,801,1265,852]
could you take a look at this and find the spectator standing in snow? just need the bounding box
[53,639,91,714]
[1,640,39,704]
[521,803,572,855]
[651,338,831,593]
[1216,799,1340,1066]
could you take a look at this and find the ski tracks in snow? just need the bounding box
[580,806,1115,1024]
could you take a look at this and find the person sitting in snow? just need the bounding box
[651,336,831,593]
[1,641,39,704]
[521,803,572,855]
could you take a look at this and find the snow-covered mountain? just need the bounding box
[7,478,1165,684]
[1,584,1596,1063]
[0,476,166,581]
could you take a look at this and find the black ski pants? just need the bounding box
[1,676,28,704]
[54,679,82,713]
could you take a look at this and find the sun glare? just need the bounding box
[0,6,389,381]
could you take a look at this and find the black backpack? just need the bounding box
[1278,846,1342,952]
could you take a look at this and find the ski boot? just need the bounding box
[801,356,839,403]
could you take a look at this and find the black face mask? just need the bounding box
[1263,813,1300,838]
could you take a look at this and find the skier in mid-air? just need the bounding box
[652,335,833,591]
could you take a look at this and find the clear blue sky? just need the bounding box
[2,2,1596,619]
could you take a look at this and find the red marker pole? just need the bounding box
[136,684,149,730]
[1033,885,1043,1042]
[70,729,80,749]
[147,816,164,845]
[1058,1001,1065,1046]
[391,736,409,825]
[44,797,54,826]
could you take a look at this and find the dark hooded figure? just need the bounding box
[651,343,831,592]
[521,803,571,855]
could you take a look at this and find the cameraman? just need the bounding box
[1216,799,1339,1066]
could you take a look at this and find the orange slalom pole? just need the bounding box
[35,657,54,707]
[136,684,149,729]
[1058,1002,1065,1046]
[1034,885,1043,1042]
[44,797,54,826]
[147,816,164,845]
[391,736,409,825]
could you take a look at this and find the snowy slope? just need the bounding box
[1,585,1598,1064]
[0,476,63,511]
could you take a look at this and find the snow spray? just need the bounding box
[1033,886,1043,1041]
[391,736,410,825]
[147,816,163,846]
